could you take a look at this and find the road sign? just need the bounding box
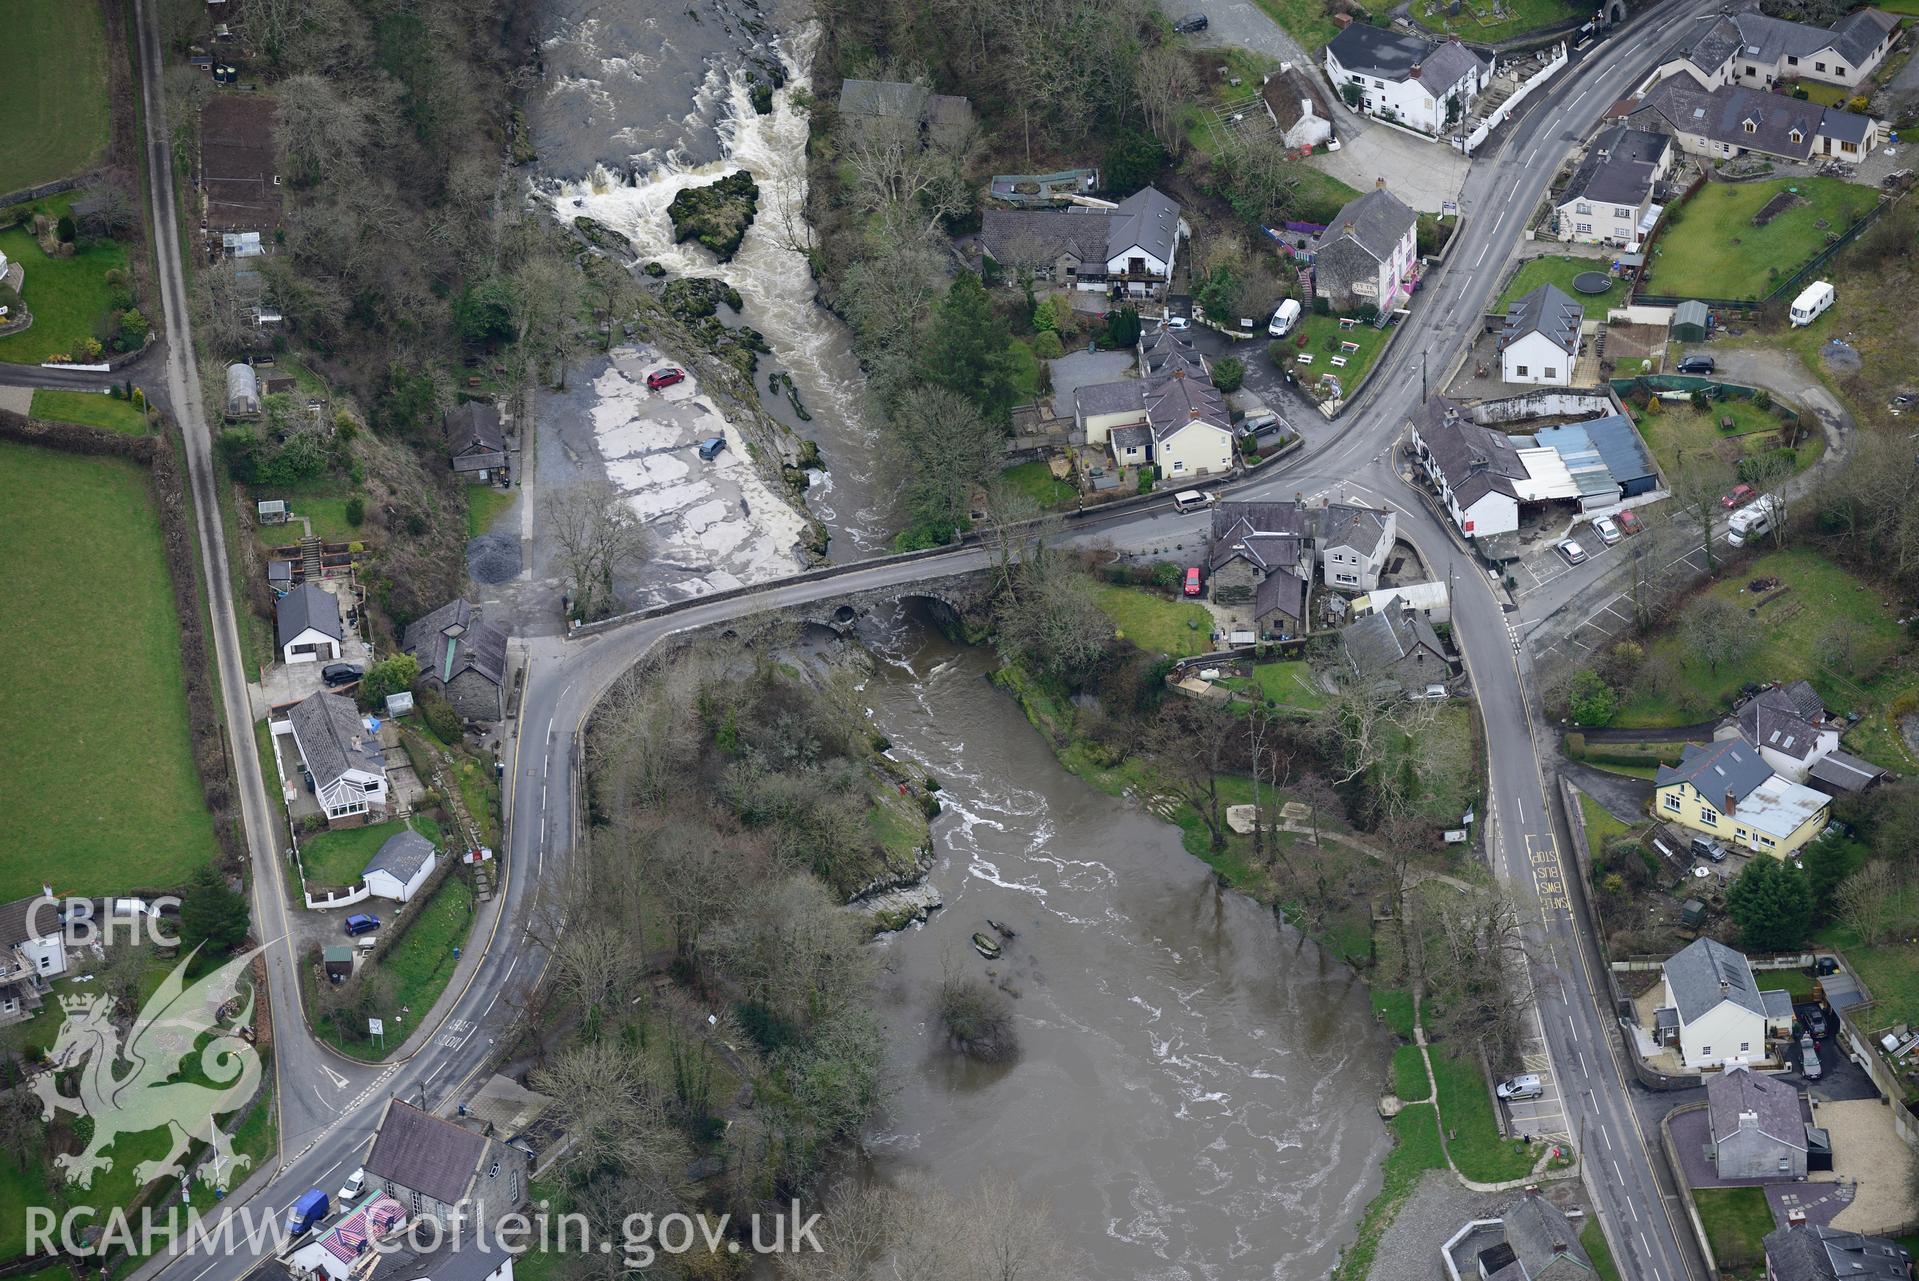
[367,1018,384,1037]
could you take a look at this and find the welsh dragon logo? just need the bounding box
[33,946,264,1190]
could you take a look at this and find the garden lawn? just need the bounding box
[1288,312,1387,400]
[1630,400,1818,480]
[1420,0,1580,43]
[0,204,131,366]
[1430,1049,1539,1182]
[0,443,215,899]
[1006,338,1042,401]
[1093,584,1213,657]
[29,389,149,434]
[1818,923,1919,1032]
[299,816,442,889]
[1649,177,1874,301]
[0,0,111,191]
[1497,256,1622,310]
[254,480,364,549]
[1383,702,1478,823]
[1579,793,1632,848]
[1224,659,1329,711]
[999,460,1077,510]
[319,874,476,1061]
[1692,1187,1775,1272]
[465,486,515,538]
[1613,548,1901,728]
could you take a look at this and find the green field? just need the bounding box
[0,0,112,192]
[299,816,443,889]
[0,442,214,899]
[254,481,363,549]
[0,206,132,365]
[1648,177,1875,301]
[1819,922,1919,1033]
[1430,1048,1543,1181]
[1497,256,1622,311]
[1631,399,1819,479]
[1094,584,1214,657]
[29,389,148,434]
[1288,312,1388,401]
[1418,0,1581,43]
[1692,1186,1775,1272]
[1615,549,1903,728]
[465,485,515,538]
[999,460,1078,511]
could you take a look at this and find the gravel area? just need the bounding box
[1364,1170,1510,1281]
[1824,1098,1919,1235]
[467,533,522,584]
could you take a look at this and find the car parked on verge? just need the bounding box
[1720,482,1756,509]
[646,367,686,391]
[1677,355,1716,375]
[1496,1073,1544,1101]
[696,436,727,461]
[322,663,364,688]
[1184,567,1202,597]
[338,1168,366,1202]
[1557,539,1587,565]
[1172,11,1209,32]
[1591,516,1621,545]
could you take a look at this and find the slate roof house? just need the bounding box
[1553,125,1673,246]
[979,187,1185,299]
[445,403,508,482]
[1310,182,1420,312]
[1763,1225,1912,1281]
[1315,501,1396,592]
[1709,1064,1810,1179]
[0,897,69,1024]
[363,829,438,903]
[1655,937,1792,1070]
[1208,501,1313,637]
[1655,737,1832,859]
[363,1098,528,1228]
[1339,607,1449,691]
[403,599,509,723]
[1323,24,1490,136]
[1500,284,1584,387]
[1263,63,1335,151]
[1623,76,1879,165]
[1468,1192,1596,1281]
[276,582,344,665]
[1805,750,1887,798]
[1408,396,1528,538]
[287,691,390,826]
[1713,680,1840,783]
[837,79,974,151]
[1076,324,1232,480]
[1654,7,1899,91]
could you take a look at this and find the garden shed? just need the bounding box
[1670,300,1710,343]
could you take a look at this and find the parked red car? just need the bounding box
[1615,508,1642,535]
[1184,566,1202,597]
[646,367,686,391]
[1720,483,1756,509]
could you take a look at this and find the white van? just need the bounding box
[1727,493,1778,546]
[1790,280,1835,327]
[1173,490,1216,514]
[1267,298,1302,338]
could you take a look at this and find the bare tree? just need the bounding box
[883,385,1005,542]
[274,74,371,187]
[1669,449,1733,573]
[1410,882,1533,1065]
[1740,445,1797,548]
[1679,596,1757,678]
[550,481,648,621]
[1836,860,1904,946]
[1136,45,1199,152]
[1148,699,1242,853]
[993,550,1112,679]
[840,91,977,238]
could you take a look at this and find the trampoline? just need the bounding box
[1573,271,1613,295]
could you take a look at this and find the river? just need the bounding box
[534,12,888,563]
[855,603,1393,1279]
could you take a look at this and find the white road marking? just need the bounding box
[1629,1196,1640,1222]
[1603,1126,1614,1150]
[1475,241,1490,268]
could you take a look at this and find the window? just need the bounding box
[410,1191,422,1213]
[510,1172,521,1205]
[1701,810,1717,826]
[1736,828,1749,841]
[1703,1045,1711,1056]
[1172,461,1185,473]
[1336,573,1358,585]
[1614,206,1631,218]
[1788,55,1799,65]
[1544,368,1558,379]
[489,1159,500,1178]
[1760,836,1776,847]
[1664,793,1682,811]
[1515,365,1529,376]
[1741,1042,1750,1053]
[1744,119,1757,134]
[1790,129,1802,143]
[1815,61,1827,72]
[1575,222,1592,233]
[363,780,381,793]
[1576,202,1592,215]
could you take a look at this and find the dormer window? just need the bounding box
[1744,118,1758,133]
[1790,128,1803,143]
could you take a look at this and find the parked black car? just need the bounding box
[1173,11,1209,32]
[322,662,364,687]
[1806,1006,1829,1038]
[1676,355,1716,374]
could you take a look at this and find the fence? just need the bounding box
[1634,190,1889,309]
[1455,43,1570,155]
[0,175,87,211]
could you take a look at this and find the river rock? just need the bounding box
[853,881,944,934]
[667,170,760,262]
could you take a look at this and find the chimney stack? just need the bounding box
[1376,176,1387,189]
[1724,789,1737,819]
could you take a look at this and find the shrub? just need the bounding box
[345,496,365,526]
[1267,340,1290,368]
[934,976,1018,1062]
[1212,356,1245,393]
[55,215,76,244]
[419,689,462,744]
[1033,329,1064,360]
[1569,669,1618,727]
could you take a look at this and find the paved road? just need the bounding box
[130,4,1723,1281]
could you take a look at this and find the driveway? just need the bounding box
[1316,127,1471,212]
[1563,764,1652,826]
[1048,349,1134,415]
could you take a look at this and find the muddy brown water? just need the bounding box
[855,604,1392,1278]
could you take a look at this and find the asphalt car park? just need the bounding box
[1502,1013,1569,1140]
[1528,535,1716,668]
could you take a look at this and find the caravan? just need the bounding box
[1790,281,1835,328]
[1726,493,1779,546]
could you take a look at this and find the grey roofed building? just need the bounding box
[1339,608,1446,677]
[1411,394,1527,504]
[1110,423,1152,453]
[1417,38,1489,92]
[364,1099,492,1206]
[1254,569,1310,634]
[1806,749,1886,794]
[1143,369,1229,440]
[1764,1225,1913,1281]
[1317,501,1392,556]
[1673,298,1711,336]
[275,582,343,652]
[0,899,57,951]
[1325,22,1444,79]
[1663,936,1766,1022]
[1140,325,1206,379]
[1074,379,1146,420]
[1504,283,1584,357]
[1559,125,1672,206]
[1675,9,1899,78]
[1708,1064,1806,1150]
[1672,14,1746,74]
[365,829,437,885]
[372,1242,513,1281]
[1486,1192,1595,1281]
[445,402,507,474]
[1656,737,1776,808]
[1736,685,1827,764]
[1313,185,1419,267]
[1105,186,1181,266]
[288,691,385,789]
[404,598,508,699]
[978,207,1114,271]
[1629,77,1869,163]
[837,78,973,148]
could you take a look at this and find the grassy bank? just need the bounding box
[0,0,112,191]
[28,390,150,434]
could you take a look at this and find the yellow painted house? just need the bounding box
[1653,737,1830,858]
